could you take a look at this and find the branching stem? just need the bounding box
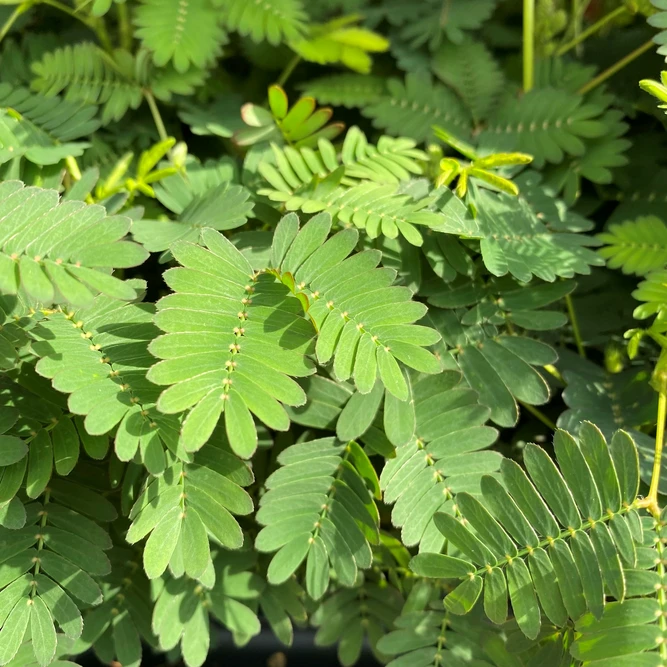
[556,5,627,56]
[578,39,654,95]
[0,1,32,45]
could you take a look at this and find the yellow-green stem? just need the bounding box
[519,401,557,430]
[647,390,667,510]
[578,39,654,95]
[276,54,301,89]
[144,90,169,143]
[556,5,627,56]
[565,294,585,358]
[117,1,132,51]
[0,1,32,44]
[523,0,535,92]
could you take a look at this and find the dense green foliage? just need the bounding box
[0,1,667,666]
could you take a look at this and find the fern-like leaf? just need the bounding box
[417,423,641,639]
[469,189,604,282]
[127,449,254,579]
[256,125,426,200]
[424,278,571,427]
[147,227,314,458]
[30,288,183,474]
[132,182,254,253]
[431,40,504,124]
[31,44,143,124]
[0,181,147,306]
[311,582,403,665]
[478,88,609,169]
[0,84,99,165]
[215,0,307,45]
[255,437,380,599]
[363,72,472,143]
[134,0,227,72]
[597,216,667,276]
[300,74,388,108]
[380,370,501,550]
[261,174,445,246]
[269,212,442,397]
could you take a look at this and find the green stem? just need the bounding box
[523,0,535,92]
[144,90,169,143]
[33,489,51,584]
[117,1,132,51]
[565,294,585,358]
[519,401,557,430]
[557,5,627,56]
[578,39,654,95]
[276,54,301,88]
[648,390,667,510]
[656,524,667,661]
[0,1,32,45]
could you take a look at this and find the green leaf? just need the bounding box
[409,553,473,579]
[483,567,507,625]
[506,558,540,640]
[444,575,483,615]
[29,596,57,667]
[182,509,211,580]
[143,506,182,579]
[0,436,26,466]
[0,597,30,664]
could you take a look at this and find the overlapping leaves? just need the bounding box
[379,371,501,551]
[30,286,182,473]
[126,441,254,579]
[148,227,314,458]
[0,488,116,667]
[412,424,642,640]
[255,437,380,599]
[0,182,146,307]
[269,212,442,399]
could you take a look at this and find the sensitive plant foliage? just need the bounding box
[0,2,666,667]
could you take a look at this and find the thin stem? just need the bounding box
[578,39,654,95]
[276,54,301,88]
[647,390,667,509]
[65,156,82,181]
[144,90,169,143]
[0,1,32,45]
[519,401,557,430]
[117,1,132,51]
[556,5,627,56]
[565,294,585,358]
[33,489,51,583]
[523,0,535,92]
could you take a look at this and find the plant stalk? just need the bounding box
[144,90,169,143]
[578,39,654,95]
[556,5,627,56]
[0,1,32,45]
[519,401,557,430]
[565,294,585,358]
[523,0,535,92]
[276,54,301,89]
[117,1,132,51]
[647,389,667,512]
